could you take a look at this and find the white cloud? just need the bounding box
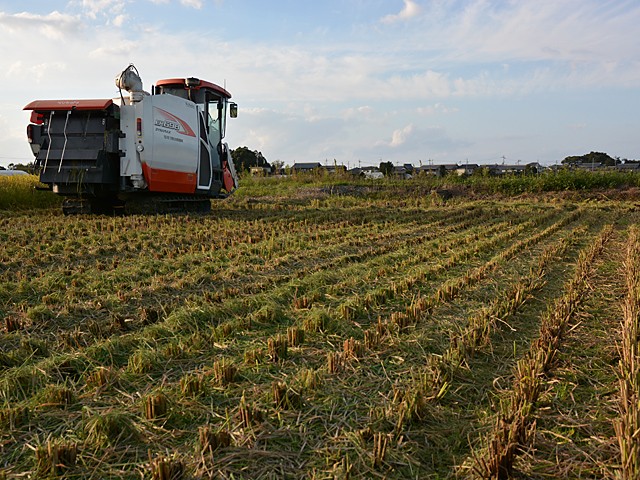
[386,70,452,99]
[180,0,204,9]
[381,0,421,24]
[366,122,469,164]
[89,39,139,58]
[6,61,67,82]
[80,0,115,18]
[423,1,640,66]
[342,106,374,120]
[388,124,414,147]
[112,14,127,27]
[146,0,219,6]
[417,103,458,115]
[72,0,127,21]
[0,11,83,38]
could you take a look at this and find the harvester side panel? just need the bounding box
[138,94,200,193]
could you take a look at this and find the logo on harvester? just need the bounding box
[153,107,196,137]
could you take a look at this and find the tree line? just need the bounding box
[561,151,638,166]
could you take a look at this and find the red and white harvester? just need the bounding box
[25,65,239,214]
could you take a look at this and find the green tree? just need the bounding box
[7,162,35,173]
[379,161,394,177]
[271,160,285,173]
[231,147,269,173]
[561,151,617,166]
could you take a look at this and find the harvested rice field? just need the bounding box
[1,182,639,479]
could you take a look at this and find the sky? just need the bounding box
[0,0,639,168]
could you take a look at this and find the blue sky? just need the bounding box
[1,0,639,168]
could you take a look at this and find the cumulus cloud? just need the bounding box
[424,1,640,66]
[147,0,219,6]
[62,0,127,25]
[89,39,139,58]
[79,0,118,19]
[387,70,452,98]
[381,0,421,24]
[228,107,346,162]
[417,103,458,115]
[368,1,640,95]
[342,106,375,120]
[366,122,470,163]
[389,124,414,147]
[6,61,67,81]
[112,14,127,27]
[0,11,82,38]
[180,0,204,9]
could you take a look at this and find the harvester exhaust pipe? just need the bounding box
[116,64,148,103]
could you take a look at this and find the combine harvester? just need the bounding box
[24,65,239,214]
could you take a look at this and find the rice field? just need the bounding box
[0,179,638,478]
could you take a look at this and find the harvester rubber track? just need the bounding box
[123,194,212,215]
[62,198,124,216]
[62,195,211,215]
[62,198,93,215]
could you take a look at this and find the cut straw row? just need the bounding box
[470,223,612,479]
[613,225,640,479]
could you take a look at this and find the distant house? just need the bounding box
[417,164,458,177]
[323,164,347,174]
[417,165,440,176]
[392,165,409,178]
[487,162,542,175]
[574,163,603,172]
[250,166,271,176]
[526,162,544,174]
[347,167,380,179]
[455,164,480,176]
[615,163,640,172]
[364,170,384,179]
[488,164,522,175]
[291,162,322,173]
[355,166,384,179]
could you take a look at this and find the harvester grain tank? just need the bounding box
[24,65,239,214]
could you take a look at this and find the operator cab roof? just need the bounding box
[155,78,231,99]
